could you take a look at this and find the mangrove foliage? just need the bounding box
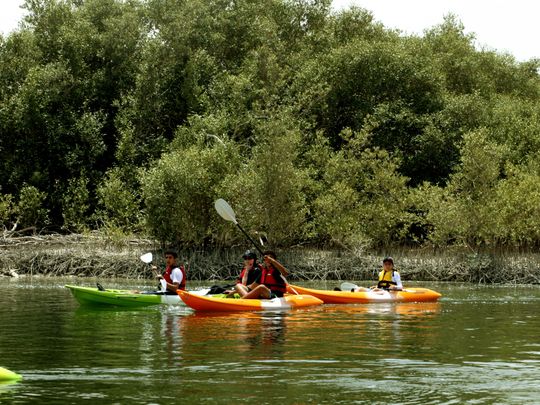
[1,0,540,251]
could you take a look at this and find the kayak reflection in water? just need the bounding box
[236,250,289,299]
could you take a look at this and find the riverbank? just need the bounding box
[1,233,539,284]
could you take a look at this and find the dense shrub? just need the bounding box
[1,1,540,249]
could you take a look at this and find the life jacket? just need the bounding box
[260,265,287,294]
[377,269,397,289]
[237,264,262,286]
[163,265,187,290]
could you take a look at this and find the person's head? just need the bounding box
[382,256,394,270]
[262,250,276,266]
[263,250,276,259]
[164,250,178,264]
[242,250,257,266]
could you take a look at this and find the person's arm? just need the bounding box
[151,265,167,292]
[264,256,289,277]
[166,267,182,292]
[247,281,260,290]
[240,267,249,285]
[248,272,262,290]
[164,281,179,292]
[391,272,403,290]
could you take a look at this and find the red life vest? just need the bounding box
[163,265,187,290]
[260,265,287,294]
[237,264,262,285]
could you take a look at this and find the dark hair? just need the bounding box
[242,250,257,260]
[164,250,178,259]
[262,250,276,259]
[382,256,394,264]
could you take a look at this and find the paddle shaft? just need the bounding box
[239,224,298,295]
[235,221,265,257]
[341,281,408,292]
[234,218,299,295]
[140,253,164,291]
[215,198,297,294]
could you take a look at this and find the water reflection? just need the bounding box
[243,314,287,352]
[2,280,539,404]
[0,380,19,405]
[0,380,20,389]
[321,301,442,317]
[157,311,289,364]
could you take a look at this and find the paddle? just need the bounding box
[341,281,407,292]
[340,282,369,292]
[214,198,298,295]
[214,199,265,256]
[140,252,153,265]
[140,252,166,291]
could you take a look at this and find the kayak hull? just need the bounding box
[65,285,185,307]
[286,285,442,303]
[178,290,323,312]
[0,367,22,381]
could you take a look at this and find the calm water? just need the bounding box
[0,277,539,404]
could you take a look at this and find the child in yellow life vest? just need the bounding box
[373,256,402,291]
[350,256,403,292]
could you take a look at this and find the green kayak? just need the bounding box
[65,285,209,308]
[0,367,22,382]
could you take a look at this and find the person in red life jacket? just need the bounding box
[236,250,289,299]
[227,250,263,297]
[151,250,186,294]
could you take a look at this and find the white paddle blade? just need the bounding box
[140,252,153,264]
[256,231,268,246]
[340,281,359,291]
[214,198,237,224]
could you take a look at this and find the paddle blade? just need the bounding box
[256,231,268,246]
[140,252,153,264]
[340,282,359,292]
[214,198,237,224]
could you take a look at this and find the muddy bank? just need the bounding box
[1,234,539,284]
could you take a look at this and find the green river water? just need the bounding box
[0,278,539,404]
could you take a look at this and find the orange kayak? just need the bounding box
[286,285,442,304]
[178,290,323,312]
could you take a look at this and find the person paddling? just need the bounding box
[236,250,289,299]
[152,250,186,294]
[351,256,402,292]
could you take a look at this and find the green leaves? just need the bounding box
[1,0,540,249]
[141,135,240,245]
[16,184,49,230]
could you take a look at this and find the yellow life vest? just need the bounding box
[378,269,396,289]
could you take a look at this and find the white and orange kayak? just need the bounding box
[286,284,442,304]
[178,290,323,312]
